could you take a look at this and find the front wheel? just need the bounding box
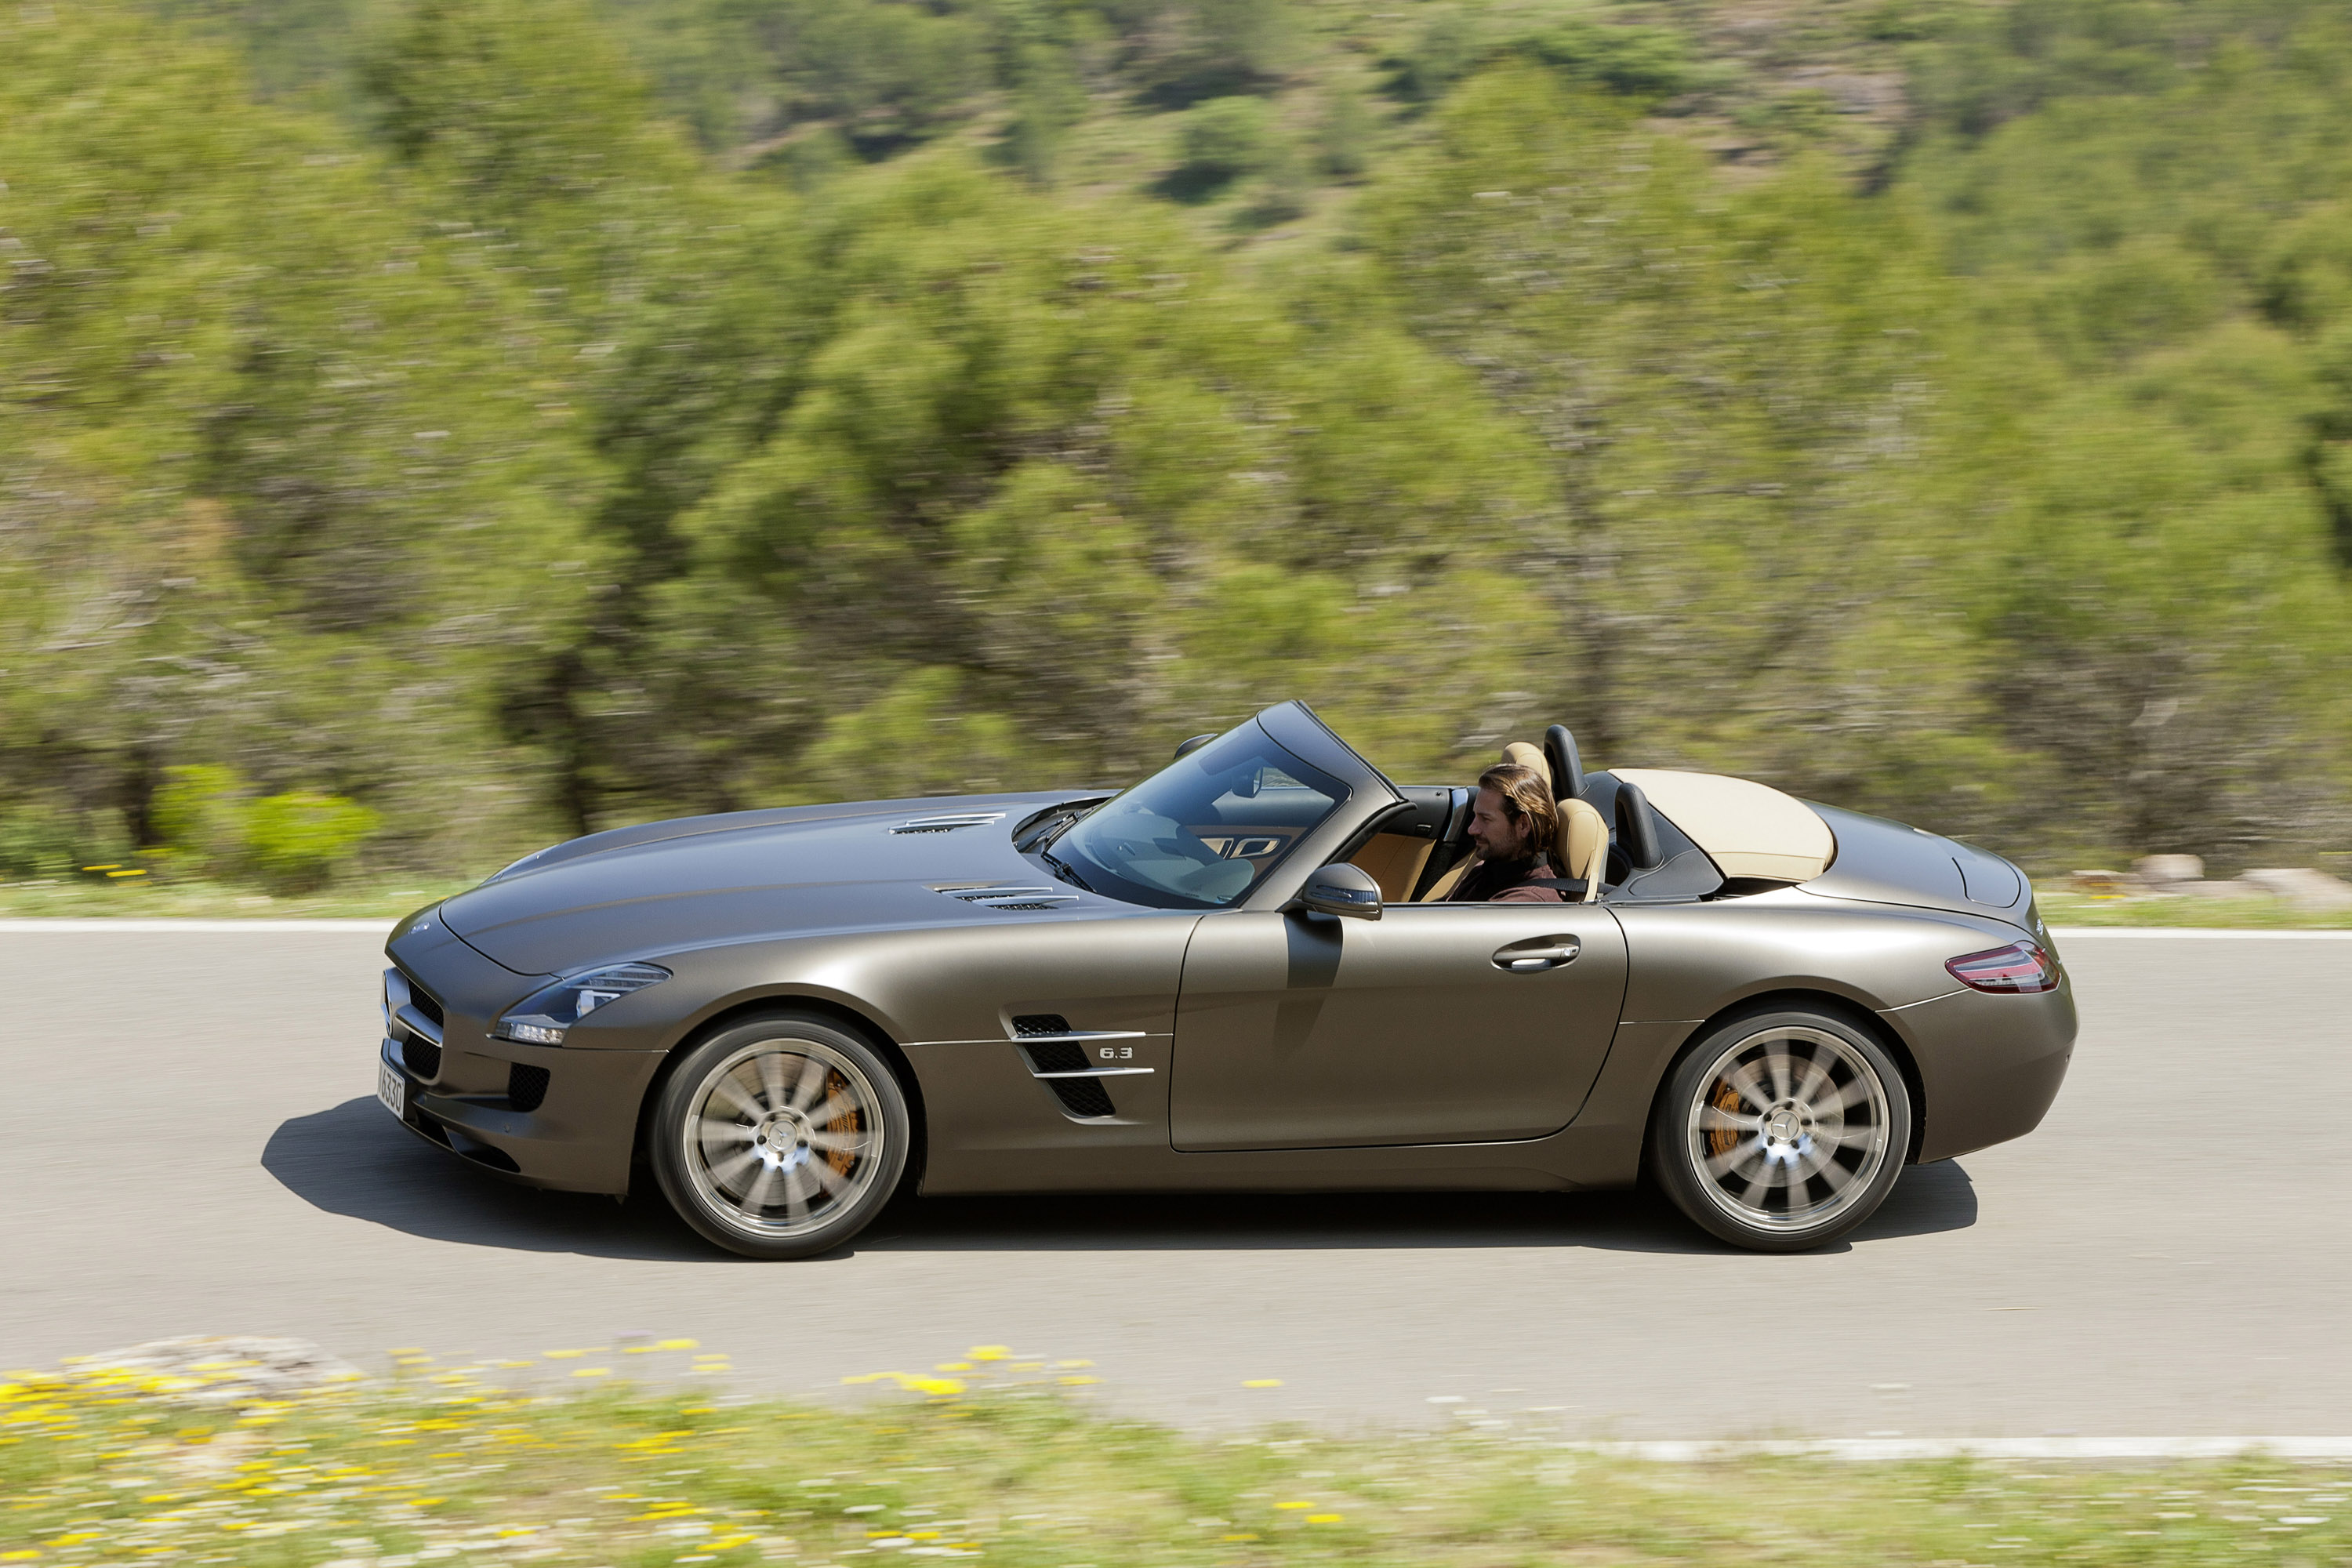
[1650,1008,1911,1252]
[650,1013,910,1259]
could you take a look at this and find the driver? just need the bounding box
[1447,762,1566,903]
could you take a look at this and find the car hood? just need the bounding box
[437,790,1104,976]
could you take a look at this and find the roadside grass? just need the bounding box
[0,877,469,920]
[2034,891,2352,929]
[5,1349,2350,1567]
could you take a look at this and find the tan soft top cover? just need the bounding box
[1612,768,1835,884]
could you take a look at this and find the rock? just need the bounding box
[2238,868,2352,912]
[2135,854,2205,884]
[75,1335,364,1404]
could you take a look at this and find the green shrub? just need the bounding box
[151,765,379,890]
[0,801,83,879]
[1316,86,1373,180]
[1177,94,1273,182]
[241,792,383,893]
[152,765,250,875]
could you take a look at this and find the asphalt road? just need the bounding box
[2,924,2347,1438]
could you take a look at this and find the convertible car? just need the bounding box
[376,702,2075,1256]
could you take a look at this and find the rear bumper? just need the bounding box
[1884,978,2078,1163]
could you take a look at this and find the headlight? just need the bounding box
[494,963,670,1045]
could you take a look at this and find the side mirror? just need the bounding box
[1290,862,1382,921]
[1173,733,1217,760]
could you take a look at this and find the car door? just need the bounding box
[1168,901,1629,1151]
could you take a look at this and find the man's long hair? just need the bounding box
[1477,761,1557,864]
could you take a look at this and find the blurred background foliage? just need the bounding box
[4,0,2350,891]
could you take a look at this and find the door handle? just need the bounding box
[1493,938,1580,972]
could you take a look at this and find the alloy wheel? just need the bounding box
[1683,1024,1893,1236]
[681,1037,887,1240]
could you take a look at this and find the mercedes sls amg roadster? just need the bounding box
[376,701,2074,1255]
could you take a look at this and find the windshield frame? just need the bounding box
[1027,702,1403,914]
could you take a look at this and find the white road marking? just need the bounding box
[2052,927,2352,940]
[1573,1436,2352,1461]
[0,919,391,932]
[1,920,2345,937]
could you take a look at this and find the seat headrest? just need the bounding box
[1557,797,1607,902]
[1501,741,1551,790]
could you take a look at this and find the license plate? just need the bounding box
[378,1058,408,1120]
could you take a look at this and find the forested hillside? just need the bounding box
[5,0,2350,891]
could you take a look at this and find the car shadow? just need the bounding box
[858,1156,1978,1256]
[262,1097,716,1261]
[270,1096,1980,1261]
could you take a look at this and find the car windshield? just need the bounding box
[1046,724,1349,910]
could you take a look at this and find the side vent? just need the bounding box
[1012,1014,1070,1036]
[508,1063,550,1113]
[893,811,1009,835]
[938,884,1079,912]
[1022,1039,1117,1118]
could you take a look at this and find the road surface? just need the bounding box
[3,924,2346,1437]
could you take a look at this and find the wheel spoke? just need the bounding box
[1697,1106,1762,1134]
[1809,1151,1859,1194]
[738,1163,783,1213]
[779,1165,819,1221]
[1820,1120,1880,1149]
[1766,1049,1793,1106]
[1729,1067,1777,1112]
[756,1051,790,1113]
[791,1052,831,1111]
[1704,1141,1761,1179]
[698,1115,757,1152]
[705,1146,764,1194]
[704,1073,762,1122]
[1825,1076,1877,1114]
[804,1125,870,1156]
[1788,1053,1835,1110]
[1739,1165,1776,1207]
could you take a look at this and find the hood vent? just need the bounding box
[893,811,1008,835]
[938,884,1079,913]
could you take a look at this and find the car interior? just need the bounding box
[1342,724,1735,906]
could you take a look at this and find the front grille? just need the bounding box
[405,978,445,1029]
[507,1063,550,1112]
[1020,1038,1116,1119]
[401,1035,442,1080]
[1013,1014,1071,1037]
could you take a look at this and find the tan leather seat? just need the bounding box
[1556,796,1606,902]
[1502,741,1550,789]
[1421,742,1598,902]
[1349,832,1435,903]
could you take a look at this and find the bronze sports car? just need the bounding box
[376,702,2074,1256]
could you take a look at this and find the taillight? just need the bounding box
[1946,940,2061,993]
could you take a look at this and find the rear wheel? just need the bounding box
[650,1013,909,1260]
[1650,1008,1910,1252]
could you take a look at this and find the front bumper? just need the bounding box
[376,1036,656,1193]
[381,929,665,1195]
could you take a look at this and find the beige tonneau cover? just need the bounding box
[1612,768,1835,884]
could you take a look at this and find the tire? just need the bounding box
[1649,1007,1911,1253]
[650,1011,911,1260]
